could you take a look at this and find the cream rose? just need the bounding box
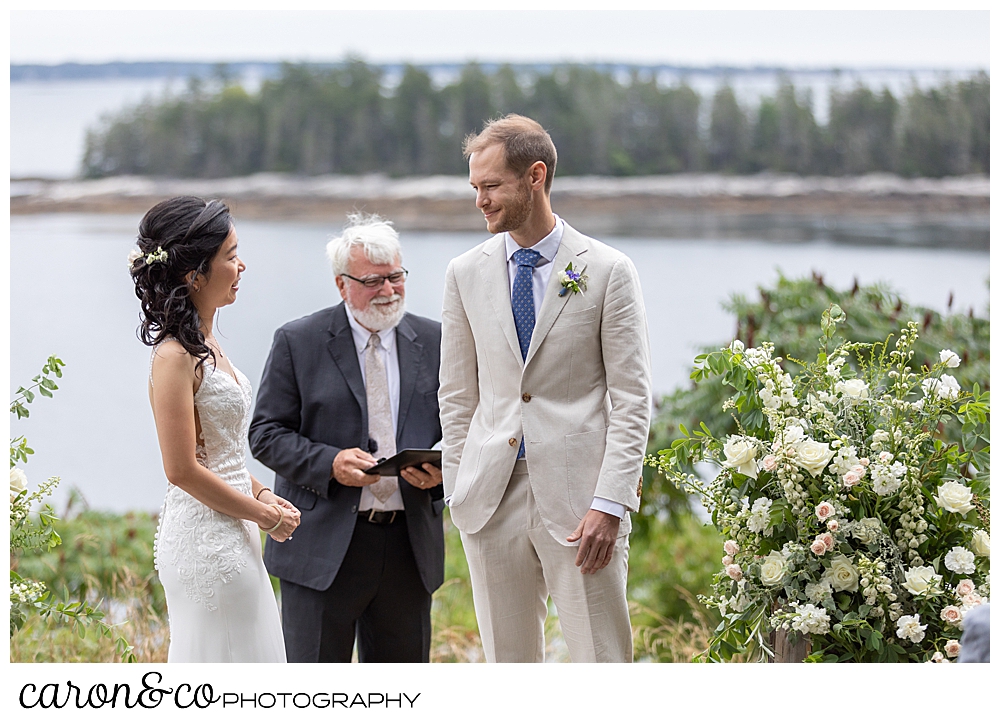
[815,500,835,521]
[826,519,839,532]
[940,605,963,626]
[934,481,975,515]
[761,454,778,472]
[10,468,27,503]
[944,640,962,658]
[795,437,835,477]
[725,564,743,581]
[811,538,828,555]
[758,551,788,587]
[722,435,759,479]
[723,540,740,556]
[827,555,860,592]
[902,565,942,596]
[955,579,976,597]
[971,529,990,557]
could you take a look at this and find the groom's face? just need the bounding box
[469,143,533,235]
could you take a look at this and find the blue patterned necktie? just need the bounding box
[511,247,541,458]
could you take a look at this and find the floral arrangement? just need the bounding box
[557,263,588,296]
[646,306,989,662]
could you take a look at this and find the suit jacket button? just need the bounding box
[351,505,358,513]
[522,392,532,402]
[508,437,517,447]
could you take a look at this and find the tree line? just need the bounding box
[82,61,989,179]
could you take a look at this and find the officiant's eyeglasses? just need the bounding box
[340,269,408,288]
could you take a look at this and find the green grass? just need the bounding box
[11,504,720,663]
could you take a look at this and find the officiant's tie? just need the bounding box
[365,333,398,502]
[511,248,541,459]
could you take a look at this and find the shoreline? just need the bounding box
[11,173,990,242]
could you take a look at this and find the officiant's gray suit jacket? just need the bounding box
[249,303,444,594]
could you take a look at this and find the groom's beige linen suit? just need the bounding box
[439,220,652,662]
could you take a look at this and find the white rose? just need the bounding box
[836,378,870,402]
[779,425,806,447]
[827,555,860,592]
[795,438,835,477]
[851,518,881,545]
[758,551,788,587]
[10,468,28,503]
[723,540,740,556]
[971,529,990,557]
[896,614,927,644]
[902,565,942,596]
[934,481,975,515]
[923,374,961,401]
[722,435,759,479]
[939,349,961,368]
[944,546,976,575]
[730,339,745,354]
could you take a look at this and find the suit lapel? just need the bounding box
[524,226,589,367]
[394,315,423,440]
[477,235,524,366]
[326,303,367,434]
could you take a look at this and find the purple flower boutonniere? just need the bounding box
[558,263,588,297]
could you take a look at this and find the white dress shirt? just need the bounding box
[346,307,404,512]
[504,216,626,522]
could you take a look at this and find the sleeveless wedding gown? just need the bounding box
[152,357,286,662]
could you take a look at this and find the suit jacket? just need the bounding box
[439,222,652,540]
[249,303,444,594]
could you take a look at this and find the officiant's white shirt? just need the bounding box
[502,216,625,521]
[347,307,404,512]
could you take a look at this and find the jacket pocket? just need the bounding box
[564,427,608,518]
[278,480,318,511]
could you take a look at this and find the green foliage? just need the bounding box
[82,62,989,179]
[10,358,136,662]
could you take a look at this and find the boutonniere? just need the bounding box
[558,263,588,297]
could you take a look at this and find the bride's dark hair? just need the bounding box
[130,196,233,369]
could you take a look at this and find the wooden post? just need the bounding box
[768,628,811,663]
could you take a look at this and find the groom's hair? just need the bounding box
[326,212,402,277]
[463,114,557,194]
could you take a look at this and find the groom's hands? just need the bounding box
[567,510,620,574]
[333,448,380,487]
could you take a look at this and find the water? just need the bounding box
[8,213,989,512]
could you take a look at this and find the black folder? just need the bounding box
[363,449,442,476]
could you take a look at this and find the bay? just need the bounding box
[9,213,989,512]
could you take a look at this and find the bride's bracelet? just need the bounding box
[262,503,284,533]
[254,486,271,500]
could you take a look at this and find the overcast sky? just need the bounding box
[9,6,991,69]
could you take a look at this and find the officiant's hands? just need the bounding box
[567,509,620,574]
[333,447,380,487]
[400,463,442,490]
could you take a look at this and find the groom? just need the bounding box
[439,114,652,662]
[249,214,444,663]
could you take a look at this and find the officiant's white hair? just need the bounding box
[326,212,402,275]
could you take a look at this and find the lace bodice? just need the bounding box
[153,358,257,610]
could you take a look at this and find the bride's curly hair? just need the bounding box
[129,196,233,369]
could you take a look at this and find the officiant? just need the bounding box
[249,213,445,663]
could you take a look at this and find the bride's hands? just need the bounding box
[257,494,301,542]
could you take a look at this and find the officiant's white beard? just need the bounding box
[348,293,406,332]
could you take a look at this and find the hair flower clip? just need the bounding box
[558,263,588,297]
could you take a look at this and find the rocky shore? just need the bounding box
[11,173,989,241]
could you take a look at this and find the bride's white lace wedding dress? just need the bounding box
[153,357,286,662]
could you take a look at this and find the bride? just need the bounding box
[129,196,300,662]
